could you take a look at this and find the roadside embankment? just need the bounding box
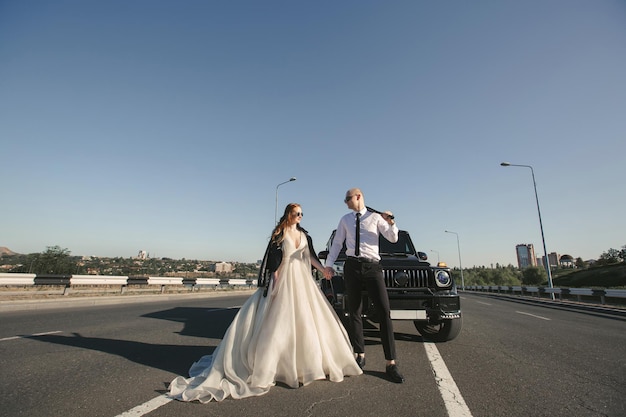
[0,286,256,312]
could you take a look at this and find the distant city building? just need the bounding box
[138,250,148,259]
[538,252,560,269]
[210,262,233,273]
[547,252,559,268]
[537,252,569,268]
[516,244,537,269]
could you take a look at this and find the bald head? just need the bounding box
[344,188,364,211]
[347,187,361,197]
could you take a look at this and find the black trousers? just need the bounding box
[343,258,397,361]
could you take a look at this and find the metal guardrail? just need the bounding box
[467,285,626,305]
[0,272,255,296]
[0,273,36,285]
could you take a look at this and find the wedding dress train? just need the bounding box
[168,231,361,403]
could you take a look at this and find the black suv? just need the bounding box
[318,229,462,342]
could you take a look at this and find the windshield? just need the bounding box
[379,232,413,255]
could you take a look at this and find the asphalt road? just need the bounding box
[1,292,625,417]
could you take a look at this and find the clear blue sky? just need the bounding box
[2,1,625,267]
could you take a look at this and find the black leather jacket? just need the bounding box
[257,229,321,297]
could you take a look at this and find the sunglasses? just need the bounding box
[344,195,355,203]
[293,212,303,217]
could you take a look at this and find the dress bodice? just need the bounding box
[283,231,304,252]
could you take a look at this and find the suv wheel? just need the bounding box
[414,317,462,342]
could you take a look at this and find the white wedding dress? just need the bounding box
[168,232,362,403]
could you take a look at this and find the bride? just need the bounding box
[168,203,362,403]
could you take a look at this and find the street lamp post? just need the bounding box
[275,177,297,224]
[500,162,554,299]
[430,249,440,264]
[445,230,464,291]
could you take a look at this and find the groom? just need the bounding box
[324,188,404,383]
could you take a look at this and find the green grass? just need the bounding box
[551,263,626,288]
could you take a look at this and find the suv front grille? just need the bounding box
[383,268,430,288]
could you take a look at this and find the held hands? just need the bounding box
[323,266,335,280]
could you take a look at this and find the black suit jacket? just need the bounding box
[257,229,321,296]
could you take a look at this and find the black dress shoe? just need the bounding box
[356,355,366,369]
[385,364,405,383]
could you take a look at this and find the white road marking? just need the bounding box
[516,311,551,321]
[476,301,492,306]
[0,330,62,342]
[112,307,244,416]
[114,394,173,417]
[0,328,174,416]
[31,330,63,336]
[116,336,475,417]
[424,342,473,417]
[205,306,241,311]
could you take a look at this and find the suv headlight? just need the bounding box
[435,270,451,287]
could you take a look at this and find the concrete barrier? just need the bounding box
[0,273,258,298]
[467,285,626,305]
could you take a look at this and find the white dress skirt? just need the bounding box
[168,232,362,403]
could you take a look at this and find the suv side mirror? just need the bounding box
[318,250,329,260]
[417,251,428,261]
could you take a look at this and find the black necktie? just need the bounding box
[355,212,361,256]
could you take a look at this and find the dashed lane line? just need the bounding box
[0,330,62,342]
[115,394,173,417]
[516,311,551,320]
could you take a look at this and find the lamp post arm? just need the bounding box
[274,177,296,224]
[500,162,554,294]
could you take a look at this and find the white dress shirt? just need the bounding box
[325,208,399,266]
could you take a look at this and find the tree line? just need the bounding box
[0,245,260,278]
[449,244,626,287]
